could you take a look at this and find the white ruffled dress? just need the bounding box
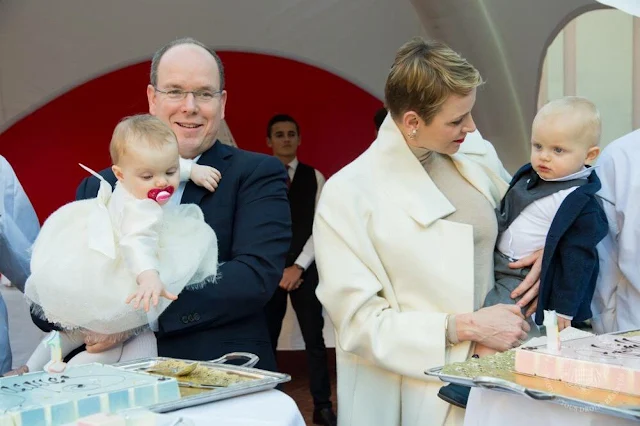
[24,175,218,335]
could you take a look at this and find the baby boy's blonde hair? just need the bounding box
[109,114,178,165]
[533,96,601,148]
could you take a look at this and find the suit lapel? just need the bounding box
[181,141,233,205]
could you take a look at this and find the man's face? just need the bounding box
[267,121,300,158]
[147,44,227,159]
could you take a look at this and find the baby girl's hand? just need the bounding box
[557,316,572,331]
[191,164,221,192]
[126,270,177,312]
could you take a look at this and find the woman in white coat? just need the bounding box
[314,38,541,426]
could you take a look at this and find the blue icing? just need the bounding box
[108,389,130,413]
[133,385,155,406]
[50,401,75,426]
[156,378,181,403]
[0,364,181,425]
[20,407,47,426]
[77,395,101,418]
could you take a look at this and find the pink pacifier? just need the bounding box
[147,186,175,205]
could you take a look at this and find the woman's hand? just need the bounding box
[84,331,129,354]
[456,304,530,352]
[509,249,543,317]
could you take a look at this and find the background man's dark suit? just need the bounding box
[35,141,291,371]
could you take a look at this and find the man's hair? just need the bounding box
[385,37,483,125]
[110,114,178,164]
[267,114,300,138]
[374,107,387,131]
[534,96,602,147]
[150,37,225,90]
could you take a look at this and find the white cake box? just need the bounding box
[514,332,640,396]
[0,363,180,426]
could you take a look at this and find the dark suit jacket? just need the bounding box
[507,165,608,325]
[66,141,290,370]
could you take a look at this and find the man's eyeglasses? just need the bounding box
[154,87,222,103]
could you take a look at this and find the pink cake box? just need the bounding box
[515,333,640,396]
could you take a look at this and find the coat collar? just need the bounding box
[181,140,233,205]
[372,116,506,227]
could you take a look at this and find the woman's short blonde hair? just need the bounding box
[384,37,483,125]
[110,114,178,164]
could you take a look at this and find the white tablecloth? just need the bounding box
[464,388,639,426]
[63,390,304,426]
[161,390,305,426]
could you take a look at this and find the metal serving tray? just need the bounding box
[425,329,640,422]
[114,353,290,413]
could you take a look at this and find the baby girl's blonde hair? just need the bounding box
[109,114,178,165]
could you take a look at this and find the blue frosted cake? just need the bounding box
[0,363,180,426]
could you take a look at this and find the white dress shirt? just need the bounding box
[169,155,202,207]
[496,167,593,260]
[286,158,325,270]
[592,129,640,333]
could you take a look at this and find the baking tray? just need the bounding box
[114,352,290,413]
[425,330,640,422]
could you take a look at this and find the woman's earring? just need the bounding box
[409,128,417,139]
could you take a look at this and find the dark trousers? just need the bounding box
[483,250,541,338]
[265,264,332,409]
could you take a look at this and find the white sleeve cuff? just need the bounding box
[294,253,313,271]
[179,157,193,182]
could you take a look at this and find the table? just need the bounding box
[62,390,304,426]
[464,388,639,426]
[165,389,305,426]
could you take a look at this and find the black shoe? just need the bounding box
[313,407,337,426]
[437,383,471,409]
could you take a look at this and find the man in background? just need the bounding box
[264,114,336,426]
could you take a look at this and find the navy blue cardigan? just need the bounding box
[504,164,608,325]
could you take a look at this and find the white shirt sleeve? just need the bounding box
[179,157,193,182]
[0,156,40,291]
[119,199,163,277]
[294,169,326,270]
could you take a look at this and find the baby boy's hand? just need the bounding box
[126,270,177,312]
[557,316,572,331]
[191,164,221,192]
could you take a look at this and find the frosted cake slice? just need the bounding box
[514,332,640,396]
[0,363,180,426]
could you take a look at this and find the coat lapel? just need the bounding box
[372,117,507,227]
[450,132,509,209]
[373,117,455,228]
[181,141,233,205]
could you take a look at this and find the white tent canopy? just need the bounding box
[0,0,620,169]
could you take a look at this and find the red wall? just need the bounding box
[0,52,382,222]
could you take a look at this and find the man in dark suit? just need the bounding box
[33,38,291,372]
[263,115,336,426]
